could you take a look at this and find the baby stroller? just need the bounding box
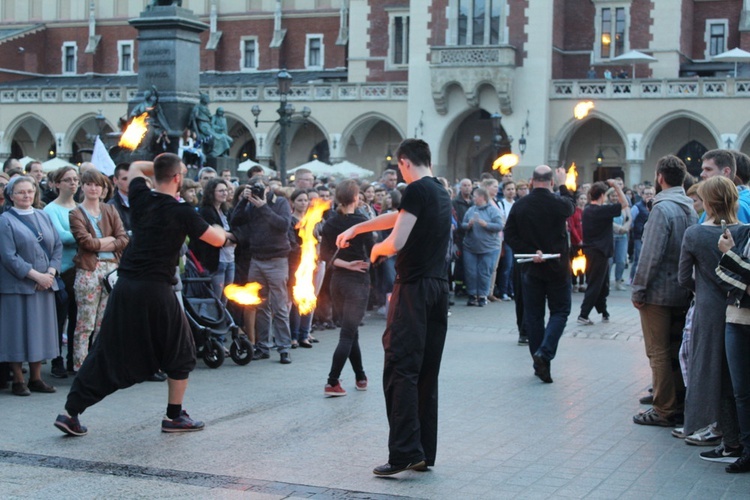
[182,251,254,368]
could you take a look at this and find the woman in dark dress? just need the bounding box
[320,179,374,396]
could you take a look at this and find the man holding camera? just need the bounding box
[231,175,294,364]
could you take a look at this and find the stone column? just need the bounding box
[628,160,643,187]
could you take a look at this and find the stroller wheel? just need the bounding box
[230,336,254,366]
[203,338,225,369]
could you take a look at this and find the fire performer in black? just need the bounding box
[337,139,451,476]
[54,153,228,436]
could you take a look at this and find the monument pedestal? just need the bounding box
[129,6,208,139]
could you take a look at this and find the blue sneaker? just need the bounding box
[161,410,205,433]
[54,413,88,436]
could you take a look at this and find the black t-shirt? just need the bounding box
[320,212,374,266]
[582,203,621,257]
[395,176,451,283]
[118,177,210,284]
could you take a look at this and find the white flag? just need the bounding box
[92,136,116,176]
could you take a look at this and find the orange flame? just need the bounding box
[118,112,149,150]
[492,153,520,175]
[224,282,263,306]
[293,198,331,315]
[574,101,595,120]
[571,249,587,276]
[565,163,578,192]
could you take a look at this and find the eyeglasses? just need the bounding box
[13,190,35,196]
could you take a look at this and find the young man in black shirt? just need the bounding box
[337,139,451,476]
[54,153,228,436]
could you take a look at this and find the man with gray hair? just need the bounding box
[504,165,575,383]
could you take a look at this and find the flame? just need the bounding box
[565,163,578,192]
[224,283,263,306]
[293,198,331,315]
[492,153,520,175]
[571,249,587,276]
[118,112,149,150]
[574,101,595,120]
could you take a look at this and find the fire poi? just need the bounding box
[293,198,332,315]
[565,163,578,192]
[224,282,263,305]
[571,249,587,276]
[492,153,520,175]
[118,112,149,150]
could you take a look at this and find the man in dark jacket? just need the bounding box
[108,163,132,232]
[232,175,294,364]
[451,178,473,295]
[504,165,574,383]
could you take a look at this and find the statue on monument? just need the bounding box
[190,92,233,158]
[128,85,170,153]
[148,0,183,8]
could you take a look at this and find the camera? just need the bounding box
[249,182,265,199]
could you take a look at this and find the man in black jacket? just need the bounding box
[504,165,574,383]
[232,175,294,364]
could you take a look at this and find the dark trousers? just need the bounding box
[513,263,525,335]
[580,248,610,319]
[54,267,77,370]
[521,270,571,362]
[327,271,369,385]
[382,278,448,466]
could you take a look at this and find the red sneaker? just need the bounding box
[324,381,347,397]
[355,378,368,391]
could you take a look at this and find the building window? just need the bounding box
[706,20,728,58]
[596,4,628,60]
[457,0,504,46]
[306,35,323,69]
[62,42,77,74]
[118,40,134,74]
[390,14,410,67]
[241,37,258,70]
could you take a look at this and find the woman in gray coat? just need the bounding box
[0,176,62,396]
[461,187,503,306]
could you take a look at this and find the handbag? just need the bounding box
[102,268,119,293]
[7,210,68,306]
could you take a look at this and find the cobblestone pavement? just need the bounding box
[1,284,749,499]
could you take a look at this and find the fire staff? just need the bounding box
[337,139,451,476]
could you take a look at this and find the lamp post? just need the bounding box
[490,112,512,157]
[251,70,311,186]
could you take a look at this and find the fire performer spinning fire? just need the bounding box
[336,139,451,476]
[54,154,230,436]
[503,165,575,384]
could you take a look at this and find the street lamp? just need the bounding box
[251,69,312,186]
[490,112,512,157]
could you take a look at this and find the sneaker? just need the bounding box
[517,335,529,345]
[54,413,88,437]
[577,316,594,326]
[700,444,743,463]
[632,407,677,427]
[51,358,68,379]
[615,281,627,291]
[355,378,368,391]
[602,314,610,323]
[501,294,512,301]
[467,296,477,306]
[325,381,347,397]
[672,427,687,439]
[477,296,487,307]
[280,352,292,364]
[161,410,205,433]
[726,454,750,473]
[377,305,387,315]
[685,424,723,446]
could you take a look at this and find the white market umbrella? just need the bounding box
[41,157,75,172]
[610,50,657,78]
[712,47,750,76]
[330,160,375,179]
[18,156,37,168]
[238,158,276,176]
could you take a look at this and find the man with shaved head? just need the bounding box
[504,165,575,383]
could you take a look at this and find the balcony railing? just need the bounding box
[430,45,516,67]
[551,78,750,99]
[0,82,409,105]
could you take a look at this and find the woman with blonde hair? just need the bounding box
[677,176,743,459]
[69,169,129,370]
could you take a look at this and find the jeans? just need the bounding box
[726,323,750,455]
[210,261,235,305]
[249,258,292,355]
[463,248,500,297]
[521,270,571,362]
[630,239,642,281]
[497,243,514,296]
[327,270,369,385]
[611,236,628,282]
[289,303,312,342]
[638,304,686,417]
